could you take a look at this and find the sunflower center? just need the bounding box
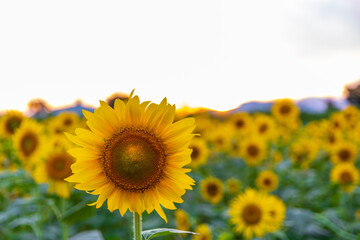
[263,177,271,186]
[280,105,291,115]
[269,210,276,218]
[259,124,268,133]
[191,146,200,160]
[242,204,262,225]
[339,171,353,184]
[338,149,351,162]
[101,127,167,193]
[247,144,259,157]
[63,118,73,127]
[20,132,38,157]
[206,183,219,197]
[235,119,244,128]
[5,117,22,134]
[47,153,73,180]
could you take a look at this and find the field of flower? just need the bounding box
[1,95,360,240]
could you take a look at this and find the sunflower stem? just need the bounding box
[133,212,142,240]
[60,198,70,240]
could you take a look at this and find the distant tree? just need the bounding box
[345,80,360,106]
[28,99,51,118]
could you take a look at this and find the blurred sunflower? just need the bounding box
[0,110,25,138]
[33,148,75,198]
[271,99,299,123]
[342,105,359,129]
[13,119,47,169]
[321,127,343,151]
[330,141,358,164]
[65,91,195,222]
[208,124,233,153]
[252,113,276,140]
[229,188,271,239]
[192,224,212,240]
[255,170,279,192]
[267,194,286,232]
[174,209,190,232]
[238,137,267,166]
[290,138,319,169]
[189,137,210,169]
[330,163,359,193]
[329,112,347,132]
[271,150,283,165]
[200,177,224,205]
[56,112,80,134]
[228,112,253,136]
[226,178,241,195]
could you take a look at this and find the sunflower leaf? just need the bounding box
[142,228,198,240]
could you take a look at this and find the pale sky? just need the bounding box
[1,0,360,112]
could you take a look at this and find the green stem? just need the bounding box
[60,198,69,240]
[133,212,142,240]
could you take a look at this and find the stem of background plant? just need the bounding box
[60,198,69,240]
[133,212,142,240]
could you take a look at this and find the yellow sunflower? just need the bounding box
[174,209,190,232]
[238,137,267,166]
[226,178,242,195]
[228,112,253,136]
[342,105,359,129]
[330,163,359,193]
[65,91,195,222]
[0,110,26,138]
[290,138,319,169]
[33,148,75,198]
[267,194,286,232]
[189,137,210,169]
[208,124,233,153]
[252,113,276,141]
[192,224,212,240]
[56,112,80,134]
[255,170,279,192]
[271,150,283,165]
[200,177,224,205]
[229,188,271,239]
[271,99,299,123]
[330,141,358,164]
[329,112,347,132]
[13,119,47,169]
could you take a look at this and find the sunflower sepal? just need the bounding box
[141,228,199,240]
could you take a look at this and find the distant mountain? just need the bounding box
[51,101,95,116]
[229,97,350,114]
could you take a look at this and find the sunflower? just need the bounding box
[238,137,267,166]
[174,209,190,232]
[200,177,224,205]
[0,110,25,138]
[266,194,286,232]
[13,119,47,169]
[229,188,271,239]
[189,137,210,169]
[56,112,80,134]
[256,170,279,192]
[65,91,195,222]
[226,178,241,195]
[271,150,283,165]
[33,148,75,198]
[329,112,347,132]
[252,113,276,141]
[342,105,359,129]
[192,224,212,240]
[330,141,358,164]
[228,112,253,136]
[208,124,233,153]
[271,99,299,123]
[290,138,319,169]
[330,163,359,192]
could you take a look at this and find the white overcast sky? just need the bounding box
[1,0,360,112]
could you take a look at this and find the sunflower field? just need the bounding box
[1,94,360,240]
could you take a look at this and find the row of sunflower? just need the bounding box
[0,97,360,239]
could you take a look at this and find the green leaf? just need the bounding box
[142,228,198,240]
